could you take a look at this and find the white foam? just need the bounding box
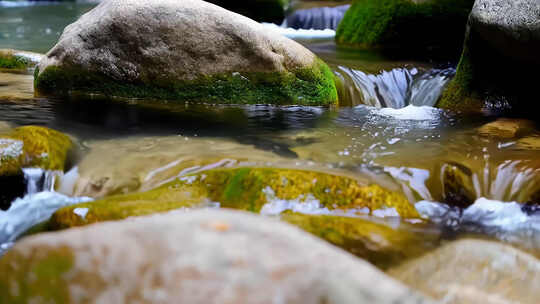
[377,105,443,121]
[415,198,540,250]
[260,23,335,40]
[462,198,529,228]
[0,192,93,255]
[73,207,89,219]
[260,186,399,218]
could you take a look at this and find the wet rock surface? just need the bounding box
[438,0,540,113]
[49,167,418,229]
[0,126,73,177]
[0,209,435,304]
[389,238,540,304]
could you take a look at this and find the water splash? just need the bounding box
[336,66,454,108]
[260,22,335,40]
[0,191,93,255]
[416,198,540,251]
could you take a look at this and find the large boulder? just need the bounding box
[0,209,434,303]
[34,0,337,106]
[437,0,540,112]
[389,238,540,304]
[335,0,474,58]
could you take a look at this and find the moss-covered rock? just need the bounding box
[207,0,289,23]
[34,0,337,106]
[335,0,474,58]
[49,167,419,229]
[437,0,540,113]
[281,213,437,269]
[0,245,75,304]
[0,126,73,177]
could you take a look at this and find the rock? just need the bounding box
[516,135,540,150]
[67,136,289,198]
[49,167,419,229]
[437,0,540,112]
[0,209,434,304]
[285,5,350,30]
[281,213,439,269]
[0,126,73,209]
[0,126,73,177]
[477,118,535,139]
[440,162,477,207]
[335,0,474,58]
[34,0,337,106]
[207,0,289,23]
[389,238,540,304]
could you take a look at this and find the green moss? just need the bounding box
[0,52,28,70]
[282,213,437,269]
[35,59,337,106]
[0,246,74,304]
[336,0,474,58]
[49,167,419,229]
[437,27,537,112]
[0,126,73,176]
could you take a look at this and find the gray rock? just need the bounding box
[390,238,540,304]
[0,209,434,304]
[469,0,540,65]
[35,0,337,106]
[437,0,540,111]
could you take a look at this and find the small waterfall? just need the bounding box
[22,168,60,195]
[336,66,455,108]
[283,5,350,30]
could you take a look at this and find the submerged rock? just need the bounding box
[207,0,289,23]
[335,0,474,58]
[477,118,535,139]
[281,213,438,269]
[437,0,540,112]
[0,209,433,304]
[49,167,418,229]
[389,238,540,304]
[67,136,290,198]
[34,0,337,106]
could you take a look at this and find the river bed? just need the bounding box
[1,1,540,265]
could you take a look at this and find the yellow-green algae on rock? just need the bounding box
[0,126,73,176]
[49,167,419,229]
[281,213,438,269]
[0,245,75,304]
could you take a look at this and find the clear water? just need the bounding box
[0,2,539,261]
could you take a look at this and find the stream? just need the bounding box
[1,1,540,261]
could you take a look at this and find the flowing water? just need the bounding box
[1,2,540,262]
